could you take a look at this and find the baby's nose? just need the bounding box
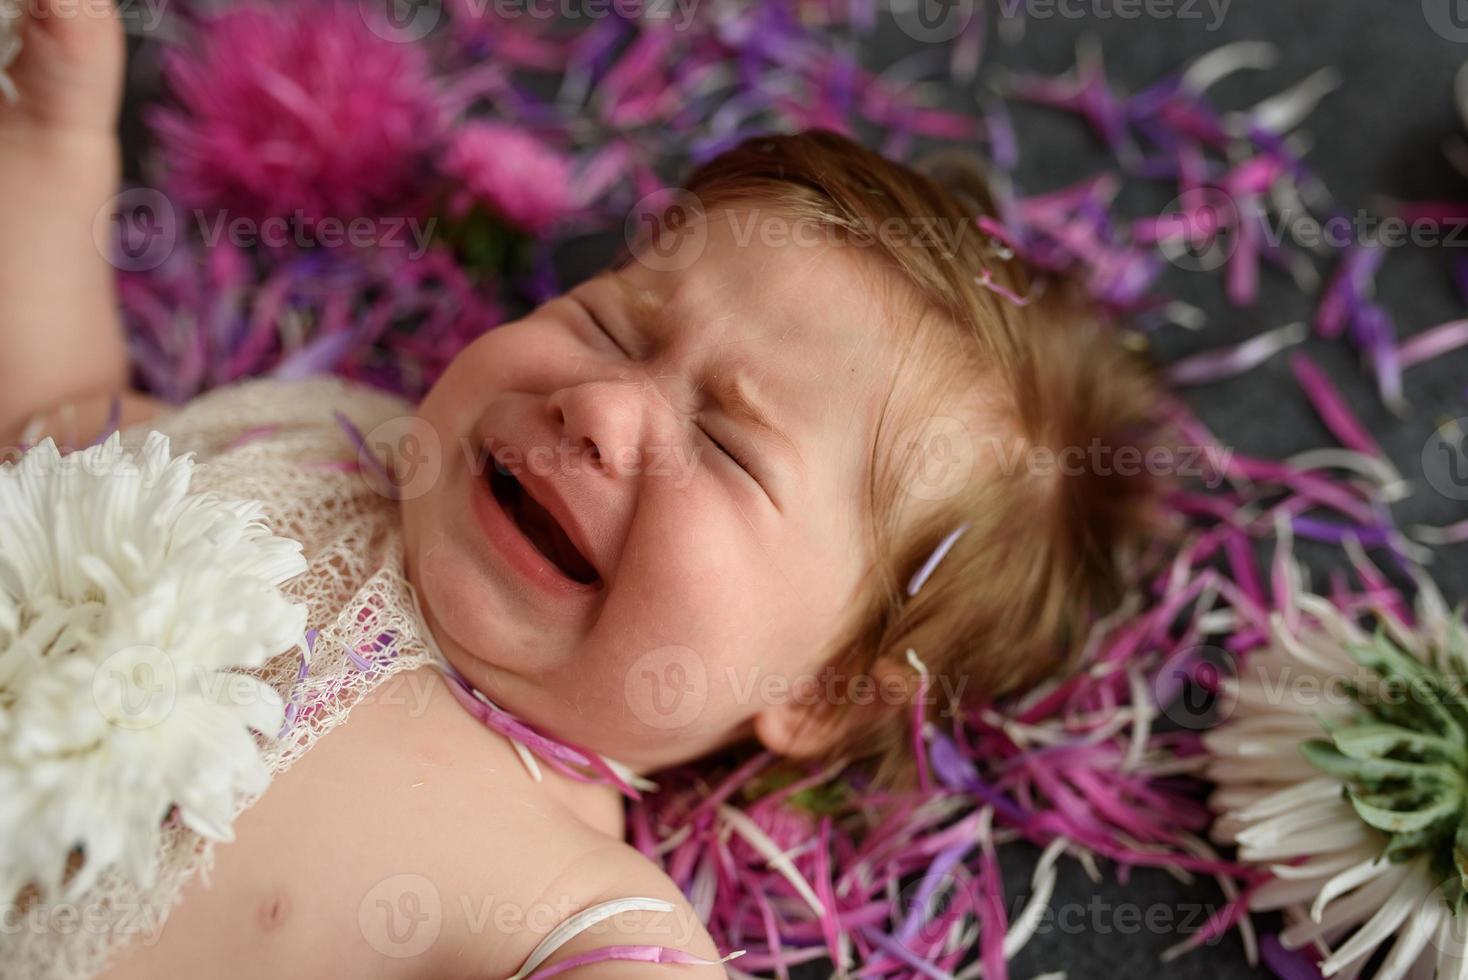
[546,379,652,478]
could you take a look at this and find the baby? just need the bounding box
[0,4,1164,979]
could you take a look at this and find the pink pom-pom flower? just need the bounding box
[440,121,578,236]
[150,0,446,226]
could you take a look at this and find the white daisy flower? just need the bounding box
[0,432,308,902]
[1205,583,1468,980]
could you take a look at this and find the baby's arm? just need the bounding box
[0,1,161,448]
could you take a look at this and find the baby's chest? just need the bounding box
[98,668,599,980]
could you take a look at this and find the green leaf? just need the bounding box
[1356,631,1468,746]
[1349,631,1431,684]
[1334,723,1463,765]
[439,205,534,282]
[789,781,852,816]
[738,763,852,816]
[1302,739,1451,784]
[1297,620,1468,916]
[1349,785,1460,834]
[1382,827,1442,863]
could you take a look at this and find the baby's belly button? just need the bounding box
[257,889,292,933]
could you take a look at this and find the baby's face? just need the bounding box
[402,205,921,772]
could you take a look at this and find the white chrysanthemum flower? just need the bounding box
[1205,585,1468,980]
[0,432,308,902]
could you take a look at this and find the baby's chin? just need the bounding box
[405,526,558,674]
[400,485,762,773]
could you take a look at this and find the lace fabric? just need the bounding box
[5,376,436,980]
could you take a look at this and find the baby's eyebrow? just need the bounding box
[710,369,802,467]
[611,272,664,331]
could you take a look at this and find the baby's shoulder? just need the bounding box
[473,838,728,980]
[321,670,730,980]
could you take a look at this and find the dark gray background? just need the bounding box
[116,1,1468,976]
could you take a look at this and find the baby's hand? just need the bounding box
[0,0,124,146]
[0,0,131,442]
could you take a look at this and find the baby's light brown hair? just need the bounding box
[645,129,1169,792]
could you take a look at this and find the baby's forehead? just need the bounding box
[620,202,918,379]
[615,200,993,490]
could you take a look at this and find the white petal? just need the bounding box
[1311,856,1392,922]
[1237,776,1342,821]
[1269,848,1371,881]
[1319,876,1418,976]
[1240,819,1374,862]
[1252,873,1340,911]
[1374,878,1439,980]
[1281,866,1408,948]
[1434,913,1468,980]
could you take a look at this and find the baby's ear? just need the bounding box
[750,657,912,760]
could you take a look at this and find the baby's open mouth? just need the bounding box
[486,458,600,586]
